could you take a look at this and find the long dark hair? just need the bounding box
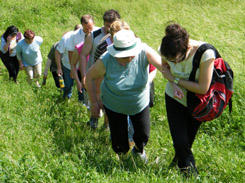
[3,25,19,41]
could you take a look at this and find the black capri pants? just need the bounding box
[0,51,19,81]
[165,94,202,169]
[104,105,150,154]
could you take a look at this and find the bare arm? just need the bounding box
[70,49,82,92]
[43,58,52,78]
[16,45,24,70]
[161,57,184,99]
[18,59,25,70]
[162,58,215,94]
[85,59,106,118]
[180,58,214,94]
[146,47,183,98]
[80,33,93,88]
[55,49,62,76]
[68,50,74,78]
[145,46,162,71]
[68,51,73,65]
[3,36,11,52]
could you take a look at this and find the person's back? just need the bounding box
[86,28,106,70]
[80,9,121,129]
[56,31,73,70]
[94,34,111,62]
[48,42,59,71]
[42,42,60,87]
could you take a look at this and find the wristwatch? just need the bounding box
[174,77,180,85]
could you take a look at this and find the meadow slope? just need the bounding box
[0,0,244,182]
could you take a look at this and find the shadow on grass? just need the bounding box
[36,89,170,176]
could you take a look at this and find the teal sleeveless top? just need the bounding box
[100,44,149,115]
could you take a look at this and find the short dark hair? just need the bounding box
[74,24,82,31]
[24,30,35,40]
[103,9,120,23]
[160,23,189,59]
[80,14,94,24]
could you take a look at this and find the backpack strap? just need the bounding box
[189,43,221,81]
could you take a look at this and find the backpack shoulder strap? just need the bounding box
[189,43,221,81]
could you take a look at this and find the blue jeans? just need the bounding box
[62,64,84,101]
[128,116,134,141]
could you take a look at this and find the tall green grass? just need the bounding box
[0,0,244,182]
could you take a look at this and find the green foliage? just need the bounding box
[0,0,244,182]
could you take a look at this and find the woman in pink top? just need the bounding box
[70,42,89,99]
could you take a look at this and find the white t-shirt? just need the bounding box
[165,39,215,107]
[1,34,23,57]
[67,26,100,52]
[67,28,85,52]
[56,31,73,70]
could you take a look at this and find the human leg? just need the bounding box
[0,51,13,79]
[129,106,150,154]
[187,115,202,149]
[25,66,34,84]
[52,71,60,88]
[128,116,134,142]
[165,94,199,170]
[62,65,74,99]
[104,106,129,154]
[76,70,84,102]
[11,56,19,82]
[33,62,42,87]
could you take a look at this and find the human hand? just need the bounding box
[7,35,12,43]
[57,68,63,77]
[19,63,25,70]
[172,84,184,99]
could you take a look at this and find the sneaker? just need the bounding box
[132,147,148,164]
[102,123,109,131]
[36,81,41,88]
[180,165,199,178]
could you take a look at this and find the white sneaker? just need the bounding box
[36,82,41,88]
[132,148,148,164]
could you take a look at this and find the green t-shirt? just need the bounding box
[100,44,149,115]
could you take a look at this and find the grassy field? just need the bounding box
[0,0,244,182]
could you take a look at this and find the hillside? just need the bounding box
[0,0,244,182]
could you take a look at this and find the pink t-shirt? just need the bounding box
[75,42,89,62]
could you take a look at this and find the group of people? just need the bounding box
[0,9,217,177]
[0,26,43,86]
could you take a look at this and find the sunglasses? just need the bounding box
[167,53,186,63]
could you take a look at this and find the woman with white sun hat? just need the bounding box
[85,29,162,160]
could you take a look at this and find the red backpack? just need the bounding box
[187,44,234,122]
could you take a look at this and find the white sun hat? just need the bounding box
[107,29,142,58]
